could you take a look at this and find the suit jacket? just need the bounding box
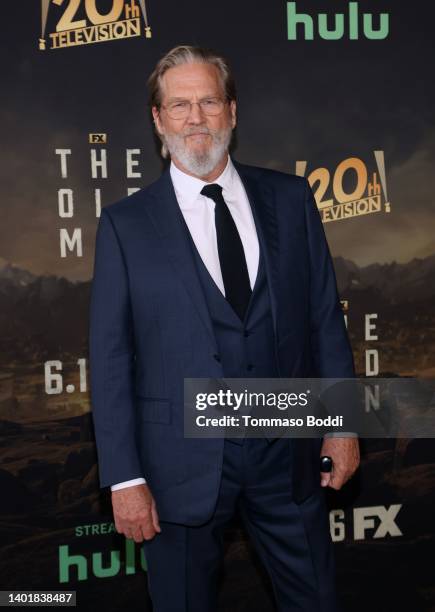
[89,159,355,525]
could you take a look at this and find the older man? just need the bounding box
[89,45,359,611]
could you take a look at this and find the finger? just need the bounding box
[151,499,161,533]
[131,527,145,544]
[320,471,331,487]
[115,518,130,537]
[122,516,149,540]
[330,469,346,490]
[141,523,157,540]
[139,514,157,540]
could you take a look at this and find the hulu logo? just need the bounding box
[59,542,147,583]
[287,2,389,40]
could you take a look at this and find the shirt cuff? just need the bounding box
[110,477,146,491]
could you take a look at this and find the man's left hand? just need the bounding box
[320,437,360,490]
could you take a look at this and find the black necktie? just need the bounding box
[200,183,252,320]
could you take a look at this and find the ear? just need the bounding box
[152,106,164,135]
[229,100,237,129]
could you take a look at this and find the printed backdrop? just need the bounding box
[1,1,434,610]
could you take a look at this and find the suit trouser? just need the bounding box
[142,438,339,612]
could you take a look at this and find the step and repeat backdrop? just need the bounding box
[1,1,434,610]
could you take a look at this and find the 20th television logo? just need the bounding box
[39,0,151,50]
[296,151,391,223]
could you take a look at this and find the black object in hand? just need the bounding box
[320,456,333,473]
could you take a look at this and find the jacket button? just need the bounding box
[244,330,250,337]
[247,364,254,371]
[213,354,221,362]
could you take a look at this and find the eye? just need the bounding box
[171,101,189,110]
[202,98,218,106]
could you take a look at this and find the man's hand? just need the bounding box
[111,483,161,542]
[320,437,360,490]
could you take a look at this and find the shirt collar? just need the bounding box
[170,154,236,211]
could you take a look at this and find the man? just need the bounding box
[89,45,359,612]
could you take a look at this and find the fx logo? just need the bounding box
[353,504,402,540]
[89,133,107,144]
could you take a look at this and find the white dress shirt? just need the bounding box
[110,155,260,491]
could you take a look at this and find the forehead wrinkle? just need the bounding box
[159,62,224,104]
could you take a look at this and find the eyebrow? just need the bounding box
[166,94,221,103]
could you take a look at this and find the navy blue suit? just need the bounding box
[89,160,355,611]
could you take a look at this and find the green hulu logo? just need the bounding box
[287,2,389,40]
[59,541,147,583]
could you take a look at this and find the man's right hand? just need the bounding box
[111,483,161,542]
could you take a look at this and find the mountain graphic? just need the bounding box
[0,254,434,374]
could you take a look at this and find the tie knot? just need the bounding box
[200,183,223,202]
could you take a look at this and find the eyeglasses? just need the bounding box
[161,97,228,119]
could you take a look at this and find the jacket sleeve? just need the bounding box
[303,178,356,379]
[303,179,359,437]
[89,208,144,488]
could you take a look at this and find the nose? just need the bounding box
[186,101,204,124]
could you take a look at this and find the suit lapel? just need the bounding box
[233,160,279,339]
[142,161,280,350]
[143,168,219,353]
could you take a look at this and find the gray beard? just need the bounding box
[162,125,233,178]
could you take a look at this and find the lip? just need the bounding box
[185,133,210,140]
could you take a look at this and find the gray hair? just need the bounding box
[147,45,237,157]
[148,45,237,109]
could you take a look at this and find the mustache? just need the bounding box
[182,127,214,136]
